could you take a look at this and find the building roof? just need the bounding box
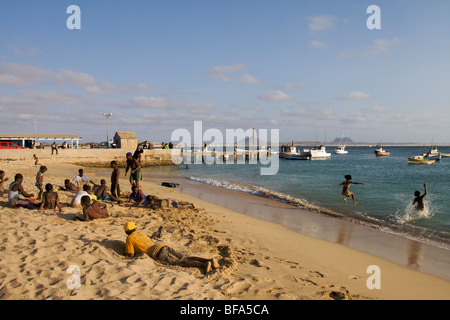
[114,132,137,139]
[0,133,82,140]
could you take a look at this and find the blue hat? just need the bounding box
[126,152,132,156]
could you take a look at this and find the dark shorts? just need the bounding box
[111,183,120,196]
[156,246,185,265]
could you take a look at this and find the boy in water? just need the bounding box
[340,175,365,204]
[413,183,428,211]
[39,183,63,212]
[35,166,47,201]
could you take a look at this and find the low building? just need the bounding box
[0,133,82,148]
[113,132,137,149]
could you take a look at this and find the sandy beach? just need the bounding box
[0,151,449,301]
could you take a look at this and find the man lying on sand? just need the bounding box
[8,173,36,209]
[123,222,219,274]
[73,195,109,222]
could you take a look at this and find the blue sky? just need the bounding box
[0,0,449,143]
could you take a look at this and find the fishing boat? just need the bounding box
[374,144,390,157]
[284,152,311,160]
[306,145,331,159]
[334,136,348,154]
[280,145,298,159]
[408,155,436,165]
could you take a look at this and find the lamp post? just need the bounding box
[103,113,112,148]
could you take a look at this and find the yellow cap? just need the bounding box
[124,222,136,232]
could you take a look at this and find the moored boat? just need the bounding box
[374,144,390,157]
[407,155,436,164]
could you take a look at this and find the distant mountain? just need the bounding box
[331,137,354,143]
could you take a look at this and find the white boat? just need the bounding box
[307,145,331,159]
[334,136,348,154]
[334,145,348,154]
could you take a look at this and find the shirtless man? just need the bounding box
[125,152,142,190]
[413,183,428,211]
[39,183,63,212]
[340,175,364,204]
[73,196,109,221]
[0,170,9,197]
[8,173,36,209]
[61,179,79,192]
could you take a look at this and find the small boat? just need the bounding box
[407,155,436,165]
[307,145,331,159]
[334,145,348,154]
[284,153,311,160]
[280,145,298,159]
[334,135,348,154]
[374,144,390,157]
[440,153,450,158]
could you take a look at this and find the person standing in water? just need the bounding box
[413,183,428,211]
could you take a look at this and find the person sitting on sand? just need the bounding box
[0,170,9,197]
[70,184,93,207]
[73,196,109,222]
[71,169,92,189]
[39,183,63,213]
[413,183,428,211]
[8,173,36,209]
[92,179,123,203]
[35,166,47,201]
[61,179,79,192]
[340,175,364,205]
[128,185,147,205]
[123,222,219,274]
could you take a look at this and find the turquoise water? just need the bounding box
[151,146,450,248]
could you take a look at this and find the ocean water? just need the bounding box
[151,146,450,249]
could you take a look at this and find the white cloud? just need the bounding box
[310,40,327,49]
[131,96,169,108]
[364,38,401,57]
[342,91,372,100]
[239,74,260,85]
[0,62,53,87]
[307,15,338,31]
[207,64,246,83]
[19,91,86,107]
[258,90,293,102]
[54,69,96,86]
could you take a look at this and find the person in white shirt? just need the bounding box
[70,184,93,207]
[71,169,91,189]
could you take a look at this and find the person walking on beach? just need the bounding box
[35,166,47,201]
[51,142,58,155]
[33,154,39,166]
[413,183,428,211]
[340,175,364,204]
[125,152,142,190]
[123,222,219,274]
